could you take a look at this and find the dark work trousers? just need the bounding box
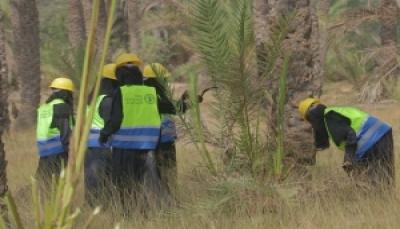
[355,129,395,190]
[84,147,112,208]
[156,141,177,190]
[112,148,148,212]
[35,152,68,191]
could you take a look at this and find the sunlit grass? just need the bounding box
[2,81,400,228]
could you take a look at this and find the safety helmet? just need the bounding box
[143,63,171,78]
[50,78,74,92]
[298,98,321,121]
[102,63,117,80]
[115,53,142,67]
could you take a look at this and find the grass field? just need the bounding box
[4,80,400,228]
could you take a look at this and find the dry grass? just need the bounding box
[4,80,400,228]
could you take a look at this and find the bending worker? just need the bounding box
[298,98,395,188]
[36,78,75,188]
[84,63,120,207]
[98,53,162,209]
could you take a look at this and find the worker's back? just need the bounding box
[112,85,161,150]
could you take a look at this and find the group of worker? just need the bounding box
[34,52,396,212]
[35,53,198,210]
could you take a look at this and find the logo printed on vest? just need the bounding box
[144,94,156,104]
[126,95,144,104]
[40,110,51,119]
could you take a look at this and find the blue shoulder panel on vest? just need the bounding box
[355,116,391,162]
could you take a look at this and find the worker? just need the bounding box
[142,63,202,191]
[298,98,395,189]
[98,53,164,210]
[36,78,75,189]
[84,63,120,208]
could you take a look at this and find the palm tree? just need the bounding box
[0,9,8,219]
[127,0,140,53]
[67,0,87,46]
[257,0,322,168]
[318,0,330,86]
[10,0,41,128]
[0,10,10,133]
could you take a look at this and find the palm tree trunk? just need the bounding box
[0,11,10,133]
[311,0,323,97]
[0,9,8,220]
[318,0,329,97]
[10,0,41,128]
[81,0,92,37]
[266,0,321,169]
[95,0,107,53]
[68,0,87,46]
[127,0,140,53]
[253,0,270,76]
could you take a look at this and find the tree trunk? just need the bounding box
[253,0,270,76]
[81,0,92,37]
[0,12,10,133]
[67,0,87,46]
[10,0,41,128]
[127,0,140,54]
[317,0,329,97]
[380,0,398,99]
[266,0,321,169]
[0,9,8,220]
[95,0,107,52]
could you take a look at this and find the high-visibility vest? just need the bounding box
[324,107,391,162]
[112,85,161,149]
[160,113,177,143]
[87,94,110,148]
[36,99,73,157]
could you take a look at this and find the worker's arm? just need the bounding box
[344,130,357,162]
[313,129,330,151]
[100,89,123,137]
[98,96,113,121]
[158,95,177,114]
[52,103,74,153]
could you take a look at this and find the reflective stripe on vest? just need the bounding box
[324,107,391,162]
[160,114,177,143]
[112,126,160,149]
[37,135,64,157]
[112,85,161,149]
[37,99,68,157]
[87,95,111,148]
[355,116,391,162]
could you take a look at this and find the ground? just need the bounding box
[4,80,400,228]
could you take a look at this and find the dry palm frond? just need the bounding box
[352,45,398,98]
[327,7,399,49]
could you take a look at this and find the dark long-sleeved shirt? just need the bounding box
[314,111,358,161]
[51,103,74,152]
[100,89,124,137]
[98,96,113,122]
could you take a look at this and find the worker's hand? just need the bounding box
[342,160,354,174]
[181,90,189,100]
[197,95,203,103]
[98,133,109,147]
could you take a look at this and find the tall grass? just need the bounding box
[0,0,118,228]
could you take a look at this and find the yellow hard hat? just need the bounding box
[102,63,117,80]
[298,98,321,121]
[50,78,74,92]
[143,63,171,78]
[115,53,142,67]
